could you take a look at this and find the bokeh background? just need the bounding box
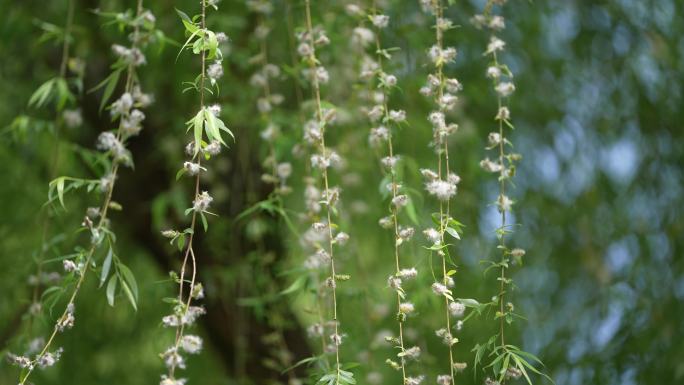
[1,0,683,384]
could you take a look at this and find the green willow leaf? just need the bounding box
[100,247,113,288]
[28,78,56,108]
[119,278,137,311]
[106,275,118,307]
[193,109,204,155]
[118,263,139,301]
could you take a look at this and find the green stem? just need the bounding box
[431,0,456,382]
[169,0,206,378]
[371,0,408,382]
[304,0,342,380]
[19,0,144,375]
[493,49,507,351]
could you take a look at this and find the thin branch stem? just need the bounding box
[371,0,408,382]
[304,0,342,380]
[19,2,145,383]
[169,0,206,378]
[58,0,75,79]
[430,0,456,382]
[493,49,507,349]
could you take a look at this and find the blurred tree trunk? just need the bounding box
[75,2,312,379]
[101,111,311,383]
